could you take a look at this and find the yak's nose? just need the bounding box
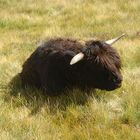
[116,77,122,83]
[116,82,122,88]
[112,74,122,86]
[114,76,122,87]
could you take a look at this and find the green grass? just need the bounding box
[0,0,140,139]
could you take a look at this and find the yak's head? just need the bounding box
[70,34,125,91]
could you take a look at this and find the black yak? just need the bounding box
[20,34,125,96]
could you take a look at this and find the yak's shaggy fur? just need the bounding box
[20,38,122,95]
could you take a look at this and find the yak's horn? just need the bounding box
[105,33,125,45]
[70,52,84,65]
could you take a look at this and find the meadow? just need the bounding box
[0,0,140,139]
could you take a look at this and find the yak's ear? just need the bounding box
[70,52,84,65]
[105,34,125,45]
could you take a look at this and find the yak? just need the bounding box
[20,34,125,96]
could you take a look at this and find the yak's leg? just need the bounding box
[39,52,67,96]
[40,68,66,96]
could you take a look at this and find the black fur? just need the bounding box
[20,38,122,95]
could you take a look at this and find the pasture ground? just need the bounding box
[0,0,140,139]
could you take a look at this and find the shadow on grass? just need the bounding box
[8,74,95,115]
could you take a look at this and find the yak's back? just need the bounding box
[20,38,84,89]
[38,38,84,52]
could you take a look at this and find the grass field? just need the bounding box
[0,0,140,139]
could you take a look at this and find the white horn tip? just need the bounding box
[70,53,84,65]
[122,33,126,36]
[105,33,126,45]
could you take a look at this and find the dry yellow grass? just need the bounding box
[0,0,140,139]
